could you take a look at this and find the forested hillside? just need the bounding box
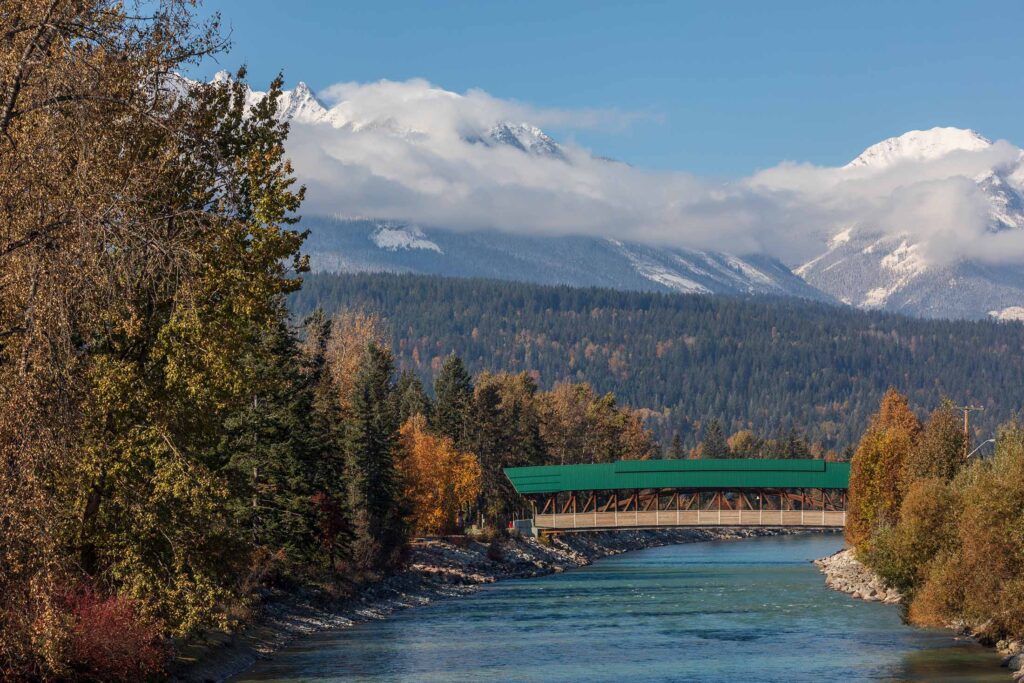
[292,273,1024,449]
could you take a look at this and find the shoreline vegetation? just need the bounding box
[817,548,1024,679]
[840,389,1024,680]
[172,528,807,682]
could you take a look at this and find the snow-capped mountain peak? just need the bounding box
[277,81,329,124]
[796,127,1024,318]
[187,74,1024,320]
[476,123,566,159]
[845,127,992,169]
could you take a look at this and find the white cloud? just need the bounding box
[283,78,1024,267]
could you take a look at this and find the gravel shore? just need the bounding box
[171,527,803,682]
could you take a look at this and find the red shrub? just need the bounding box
[66,588,167,682]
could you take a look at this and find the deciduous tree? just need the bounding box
[398,415,481,535]
[846,389,921,549]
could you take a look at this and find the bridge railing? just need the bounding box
[534,509,846,530]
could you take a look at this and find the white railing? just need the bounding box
[534,510,846,530]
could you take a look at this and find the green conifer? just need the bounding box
[346,343,406,571]
[701,418,731,459]
[432,353,473,448]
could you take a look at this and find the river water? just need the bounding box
[237,534,1004,682]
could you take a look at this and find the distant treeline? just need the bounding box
[291,272,1024,450]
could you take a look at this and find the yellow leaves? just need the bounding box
[876,387,921,435]
[538,381,656,463]
[398,415,481,536]
[847,388,921,549]
[325,309,386,413]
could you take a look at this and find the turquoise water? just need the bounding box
[237,534,1004,682]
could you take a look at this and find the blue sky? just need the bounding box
[194,0,1024,176]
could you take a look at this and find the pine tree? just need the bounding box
[432,354,473,448]
[345,343,406,571]
[471,372,548,525]
[669,434,685,459]
[701,418,731,459]
[300,310,352,569]
[219,321,319,557]
[780,427,813,459]
[394,369,432,424]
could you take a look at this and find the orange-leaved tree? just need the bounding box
[399,415,482,535]
[846,388,921,549]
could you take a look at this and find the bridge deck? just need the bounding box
[535,509,846,530]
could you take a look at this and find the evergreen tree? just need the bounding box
[701,418,731,459]
[300,310,353,569]
[394,369,432,423]
[471,372,548,525]
[432,353,473,448]
[345,343,406,571]
[669,433,685,459]
[779,427,813,459]
[219,321,319,558]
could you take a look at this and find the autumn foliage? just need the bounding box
[845,388,921,549]
[399,415,482,535]
[850,391,1024,643]
[65,589,167,682]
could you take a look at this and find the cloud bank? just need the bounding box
[284,78,1024,267]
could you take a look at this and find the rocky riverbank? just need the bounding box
[170,527,802,682]
[815,547,1024,680]
[813,548,901,604]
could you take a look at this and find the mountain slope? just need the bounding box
[290,272,1024,449]
[303,217,830,300]
[219,73,1024,319]
[797,127,1024,319]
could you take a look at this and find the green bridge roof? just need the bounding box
[504,458,850,495]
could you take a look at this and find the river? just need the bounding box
[236,534,1004,682]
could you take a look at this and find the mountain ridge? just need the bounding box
[202,74,1024,320]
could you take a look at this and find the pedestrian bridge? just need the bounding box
[504,458,850,531]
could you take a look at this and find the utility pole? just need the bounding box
[953,404,984,460]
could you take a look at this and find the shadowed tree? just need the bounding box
[432,354,473,448]
[345,343,406,572]
[701,418,731,459]
[393,369,432,424]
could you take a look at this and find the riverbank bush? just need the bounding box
[852,392,1024,641]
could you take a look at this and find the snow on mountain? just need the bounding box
[226,77,568,159]
[990,306,1024,322]
[370,223,442,253]
[797,127,1024,318]
[277,82,329,124]
[466,123,566,159]
[844,127,993,169]
[304,218,830,301]
[197,74,1024,319]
